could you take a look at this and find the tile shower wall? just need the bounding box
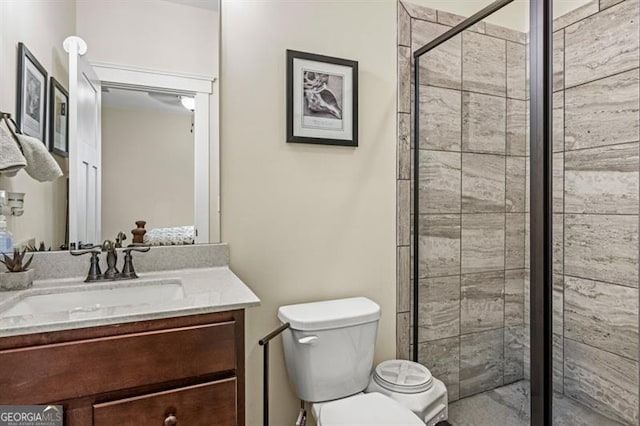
[396,2,527,402]
[397,0,640,421]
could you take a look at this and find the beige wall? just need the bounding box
[0,0,74,249]
[76,0,221,241]
[220,0,397,424]
[101,106,194,241]
[76,0,217,76]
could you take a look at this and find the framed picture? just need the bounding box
[16,42,47,143]
[286,50,358,147]
[49,77,69,157]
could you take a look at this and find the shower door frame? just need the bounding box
[411,0,554,424]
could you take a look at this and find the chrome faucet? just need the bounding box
[71,242,150,283]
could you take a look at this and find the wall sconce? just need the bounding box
[180,96,195,111]
[7,192,25,216]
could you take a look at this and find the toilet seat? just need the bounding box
[315,392,424,426]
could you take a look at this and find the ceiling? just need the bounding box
[102,87,194,116]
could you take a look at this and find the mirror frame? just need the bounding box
[91,62,219,244]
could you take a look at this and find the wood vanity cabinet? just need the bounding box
[0,310,245,426]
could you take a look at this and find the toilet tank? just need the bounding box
[277,297,381,403]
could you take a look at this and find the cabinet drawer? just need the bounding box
[94,378,237,426]
[0,321,236,404]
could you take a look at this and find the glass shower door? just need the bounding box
[549,0,640,424]
[409,1,531,422]
[402,0,639,424]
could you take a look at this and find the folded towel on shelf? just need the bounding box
[17,134,63,182]
[144,225,195,246]
[0,122,27,176]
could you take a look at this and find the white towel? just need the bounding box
[17,134,63,182]
[144,225,195,246]
[0,122,27,176]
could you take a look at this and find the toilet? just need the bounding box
[277,297,448,426]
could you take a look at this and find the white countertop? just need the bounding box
[0,267,260,338]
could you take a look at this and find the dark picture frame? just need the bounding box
[286,50,358,147]
[16,42,48,143]
[49,77,69,157]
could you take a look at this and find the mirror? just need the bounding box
[101,87,196,246]
[0,0,220,251]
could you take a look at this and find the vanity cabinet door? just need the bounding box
[93,378,237,426]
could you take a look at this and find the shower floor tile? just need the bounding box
[447,380,623,426]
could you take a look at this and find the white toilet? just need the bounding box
[277,297,448,426]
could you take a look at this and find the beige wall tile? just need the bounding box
[565,276,639,360]
[565,69,639,151]
[419,150,461,213]
[564,338,639,424]
[564,0,639,87]
[419,86,461,151]
[462,92,506,154]
[565,214,638,287]
[418,275,461,341]
[565,142,639,214]
[462,31,507,96]
[460,329,505,397]
[419,214,461,278]
[462,153,506,213]
[461,271,505,334]
[461,214,505,274]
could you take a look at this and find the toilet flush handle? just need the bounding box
[298,335,319,345]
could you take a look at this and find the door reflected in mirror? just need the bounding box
[101,87,196,247]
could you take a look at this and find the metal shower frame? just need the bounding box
[411,0,554,424]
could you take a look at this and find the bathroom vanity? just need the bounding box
[0,245,259,426]
[0,2,245,422]
[0,310,243,425]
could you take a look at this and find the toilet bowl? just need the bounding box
[312,392,424,426]
[278,297,448,426]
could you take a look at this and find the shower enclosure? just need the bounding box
[396,0,639,424]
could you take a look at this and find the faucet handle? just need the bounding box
[121,245,150,279]
[70,247,101,256]
[123,245,151,253]
[70,248,102,282]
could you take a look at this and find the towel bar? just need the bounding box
[258,322,291,426]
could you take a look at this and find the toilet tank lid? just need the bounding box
[278,297,381,331]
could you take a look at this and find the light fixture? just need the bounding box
[0,192,25,216]
[180,96,195,111]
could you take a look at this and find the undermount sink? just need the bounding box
[0,279,185,319]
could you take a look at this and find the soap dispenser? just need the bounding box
[0,215,13,254]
